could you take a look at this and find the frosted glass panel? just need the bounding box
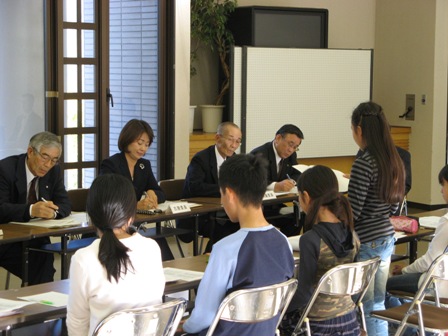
[0,1,45,157]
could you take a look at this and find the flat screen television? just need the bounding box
[228,6,328,49]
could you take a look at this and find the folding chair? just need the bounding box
[205,278,298,336]
[292,256,381,336]
[92,298,187,336]
[371,252,448,336]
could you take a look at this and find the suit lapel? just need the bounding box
[15,155,28,203]
[210,147,219,183]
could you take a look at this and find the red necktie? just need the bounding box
[28,177,38,204]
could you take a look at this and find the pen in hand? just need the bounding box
[286,174,297,186]
[41,197,59,216]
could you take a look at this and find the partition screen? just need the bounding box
[236,47,372,158]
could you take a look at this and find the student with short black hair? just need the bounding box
[66,174,165,336]
[182,154,295,336]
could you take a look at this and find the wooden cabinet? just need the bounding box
[189,133,215,161]
[391,126,411,151]
[188,127,411,169]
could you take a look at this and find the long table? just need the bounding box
[392,208,447,263]
[0,255,210,335]
[1,193,299,286]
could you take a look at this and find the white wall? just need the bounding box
[174,1,191,178]
[183,0,448,206]
[373,0,447,206]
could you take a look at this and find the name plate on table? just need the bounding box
[263,191,277,200]
[169,203,192,214]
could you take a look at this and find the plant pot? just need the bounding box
[201,105,224,133]
[189,105,196,133]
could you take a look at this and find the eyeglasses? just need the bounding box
[221,136,242,146]
[33,148,59,165]
[283,139,300,151]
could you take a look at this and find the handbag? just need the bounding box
[390,215,419,234]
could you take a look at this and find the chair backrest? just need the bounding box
[413,252,448,306]
[293,256,380,336]
[159,179,185,201]
[205,278,298,336]
[92,298,187,336]
[391,252,448,336]
[67,188,89,212]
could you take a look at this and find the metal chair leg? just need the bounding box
[5,271,10,290]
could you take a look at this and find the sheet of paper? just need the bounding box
[0,298,35,317]
[275,186,298,196]
[164,267,204,283]
[158,201,201,212]
[293,164,349,193]
[394,231,406,240]
[10,212,87,228]
[18,291,68,308]
[419,216,442,229]
[287,235,301,251]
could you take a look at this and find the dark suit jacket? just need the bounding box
[250,142,301,185]
[182,145,220,198]
[0,154,71,223]
[100,152,165,203]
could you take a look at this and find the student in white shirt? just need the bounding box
[387,164,448,299]
[66,174,165,336]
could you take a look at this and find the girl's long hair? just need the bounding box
[352,102,405,203]
[297,165,354,232]
[86,174,136,282]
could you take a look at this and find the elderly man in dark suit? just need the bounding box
[178,122,242,251]
[251,124,304,236]
[0,131,71,284]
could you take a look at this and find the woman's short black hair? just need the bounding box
[117,119,154,152]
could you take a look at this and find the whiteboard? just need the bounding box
[236,47,372,158]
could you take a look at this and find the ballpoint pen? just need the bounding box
[40,197,59,216]
[286,174,297,186]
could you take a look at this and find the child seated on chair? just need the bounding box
[280,165,361,336]
[182,153,295,336]
[386,164,448,304]
[66,174,165,336]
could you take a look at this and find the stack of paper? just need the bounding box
[287,235,301,251]
[0,298,34,317]
[419,216,441,229]
[10,212,87,229]
[293,164,349,193]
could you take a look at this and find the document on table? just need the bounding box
[9,212,87,229]
[394,231,406,240]
[287,235,301,251]
[0,298,35,317]
[164,267,204,283]
[18,291,68,308]
[419,216,442,229]
[293,164,349,193]
[157,201,202,212]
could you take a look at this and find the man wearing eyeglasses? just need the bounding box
[0,131,71,284]
[178,122,242,251]
[251,124,304,236]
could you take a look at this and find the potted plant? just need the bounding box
[191,0,237,132]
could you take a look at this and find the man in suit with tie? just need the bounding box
[251,124,304,236]
[0,131,71,284]
[179,122,242,251]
